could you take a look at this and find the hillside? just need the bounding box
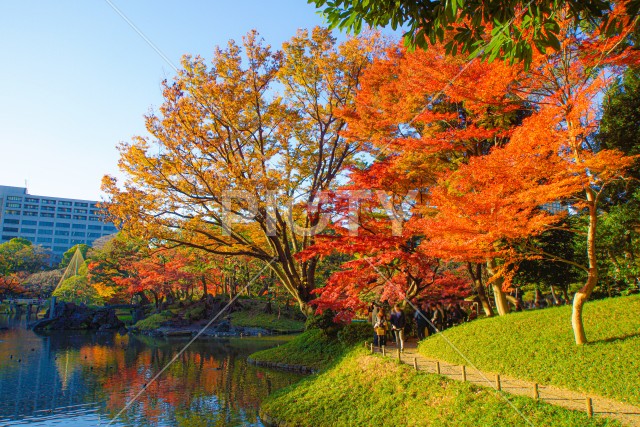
[418,295,640,405]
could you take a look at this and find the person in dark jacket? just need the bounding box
[414,302,430,340]
[432,302,445,332]
[390,304,406,351]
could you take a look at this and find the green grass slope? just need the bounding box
[231,311,304,333]
[261,348,618,427]
[249,329,347,370]
[419,295,640,405]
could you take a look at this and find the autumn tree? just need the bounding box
[104,28,385,315]
[0,273,27,299]
[111,248,197,309]
[327,39,530,316]
[518,12,639,344]
[88,233,147,304]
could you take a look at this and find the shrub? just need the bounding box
[337,322,372,346]
[185,305,206,321]
[305,309,341,336]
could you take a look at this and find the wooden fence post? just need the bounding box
[382,345,386,356]
[495,374,501,391]
[533,383,539,399]
[413,357,418,371]
[370,343,374,354]
[586,397,593,417]
[436,361,441,375]
[461,365,467,382]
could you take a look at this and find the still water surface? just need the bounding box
[0,314,301,426]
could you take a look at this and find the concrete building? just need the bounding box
[0,185,117,263]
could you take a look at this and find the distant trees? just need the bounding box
[0,238,49,276]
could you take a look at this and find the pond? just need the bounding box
[0,314,302,426]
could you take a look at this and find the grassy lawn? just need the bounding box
[230,310,304,333]
[249,329,347,370]
[261,348,617,427]
[115,309,133,325]
[419,294,640,406]
[132,311,173,331]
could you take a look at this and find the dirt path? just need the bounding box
[370,341,640,426]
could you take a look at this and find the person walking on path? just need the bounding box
[414,302,430,340]
[369,303,380,347]
[373,308,388,349]
[432,302,445,332]
[390,304,406,352]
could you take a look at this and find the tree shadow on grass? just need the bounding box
[590,331,640,344]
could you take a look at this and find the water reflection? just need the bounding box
[0,314,300,426]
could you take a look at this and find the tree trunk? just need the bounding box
[549,285,559,305]
[486,259,510,316]
[572,189,599,345]
[467,262,494,317]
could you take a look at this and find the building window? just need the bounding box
[23,211,38,216]
[88,225,101,230]
[7,196,22,201]
[74,209,87,214]
[2,227,18,232]
[74,202,88,207]
[24,204,39,210]
[3,219,19,225]
[73,215,87,220]
[40,213,55,218]
[70,239,84,244]
[56,222,71,228]
[71,232,86,237]
[57,214,71,219]
[37,237,52,243]
[39,221,54,227]
[88,232,101,238]
[54,238,69,244]
[90,210,100,215]
[41,206,55,212]
[57,207,71,212]
[20,228,36,234]
[2,235,18,241]
[89,216,101,222]
[55,230,70,236]
[59,201,72,206]
[37,229,53,235]
[104,226,118,232]
[53,246,67,252]
[6,203,21,208]
[4,210,20,215]
[72,224,86,229]
[22,220,36,225]
[25,197,39,203]
[41,199,56,205]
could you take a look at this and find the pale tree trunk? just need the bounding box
[572,188,599,345]
[487,259,510,316]
[549,285,559,305]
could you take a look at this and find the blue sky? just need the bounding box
[0,1,398,201]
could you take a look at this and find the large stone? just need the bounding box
[34,302,124,331]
